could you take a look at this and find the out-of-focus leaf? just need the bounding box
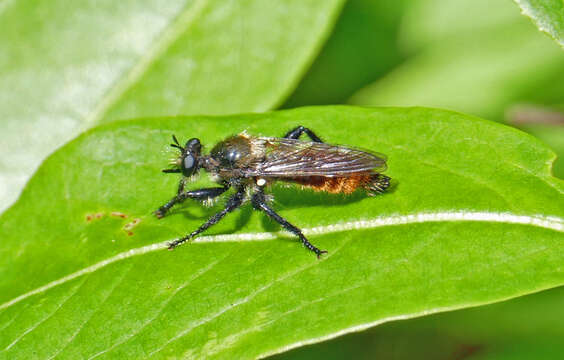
[514,0,564,48]
[0,106,562,359]
[0,0,344,213]
[350,19,564,122]
[399,0,523,51]
[283,0,407,107]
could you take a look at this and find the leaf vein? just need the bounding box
[48,262,135,360]
[146,237,352,357]
[3,277,87,352]
[1,212,561,312]
[86,252,232,359]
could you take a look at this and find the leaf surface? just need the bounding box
[0,106,563,359]
[518,124,564,178]
[0,0,344,213]
[514,0,564,48]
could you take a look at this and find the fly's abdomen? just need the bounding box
[283,172,390,194]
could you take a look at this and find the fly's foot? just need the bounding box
[167,240,180,250]
[154,207,168,219]
[167,236,190,250]
[304,241,327,259]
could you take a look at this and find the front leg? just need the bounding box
[283,125,323,143]
[251,189,327,258]
[167,187,246,249]
[155,184,230,218]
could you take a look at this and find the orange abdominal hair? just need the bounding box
[286,173,390,194]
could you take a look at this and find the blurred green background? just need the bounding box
[275,0,564,358]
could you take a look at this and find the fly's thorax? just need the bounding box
[209,135,265,170]
[210,136,250,169]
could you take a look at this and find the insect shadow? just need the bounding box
[167,197,253,234]
[165,185,372,235]
[259,186,380,233]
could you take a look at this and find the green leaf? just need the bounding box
[283,0,408,107]
[417,286,564,356]
[349,24,564,122]
[514,0,564,48]
[400,0,524,51]
[517,124,564,179]
[504,104,564,179]
[1,106,563,359]
[273,286,564,360]
[0,0,344,213]
[349,0,564,122]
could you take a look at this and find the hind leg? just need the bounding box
[283,126,323,143]
[365,173,391,195]
[167,187,245,249]
[251,188,327,258]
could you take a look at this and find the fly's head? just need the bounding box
[163,135,203,177]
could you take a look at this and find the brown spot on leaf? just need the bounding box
[123,218,141,230]
[111,211,128,219]
[123,218,142,236]
[86,212,105,222]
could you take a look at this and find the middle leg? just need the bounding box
[167,187,246,249]
[251,189,327,258]
[155,184,230,218]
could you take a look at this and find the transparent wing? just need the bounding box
[244,137,387,177]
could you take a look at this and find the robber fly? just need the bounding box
[155,126,390,258]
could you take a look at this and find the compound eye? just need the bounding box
[183,154,195,170]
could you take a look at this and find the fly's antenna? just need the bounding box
[170,135,184,151]
[163,135,184,173]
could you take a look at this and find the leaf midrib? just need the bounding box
[51,219,563,359]
[1,211,562,313]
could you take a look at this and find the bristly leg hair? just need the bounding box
[202,197,220,207]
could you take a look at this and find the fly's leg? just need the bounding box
[155,183,230,218]
[167,187,246,249]
[365,173,391,195]
[251,189,327,258]
[157,177,188,217]
[283,126,323,143]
